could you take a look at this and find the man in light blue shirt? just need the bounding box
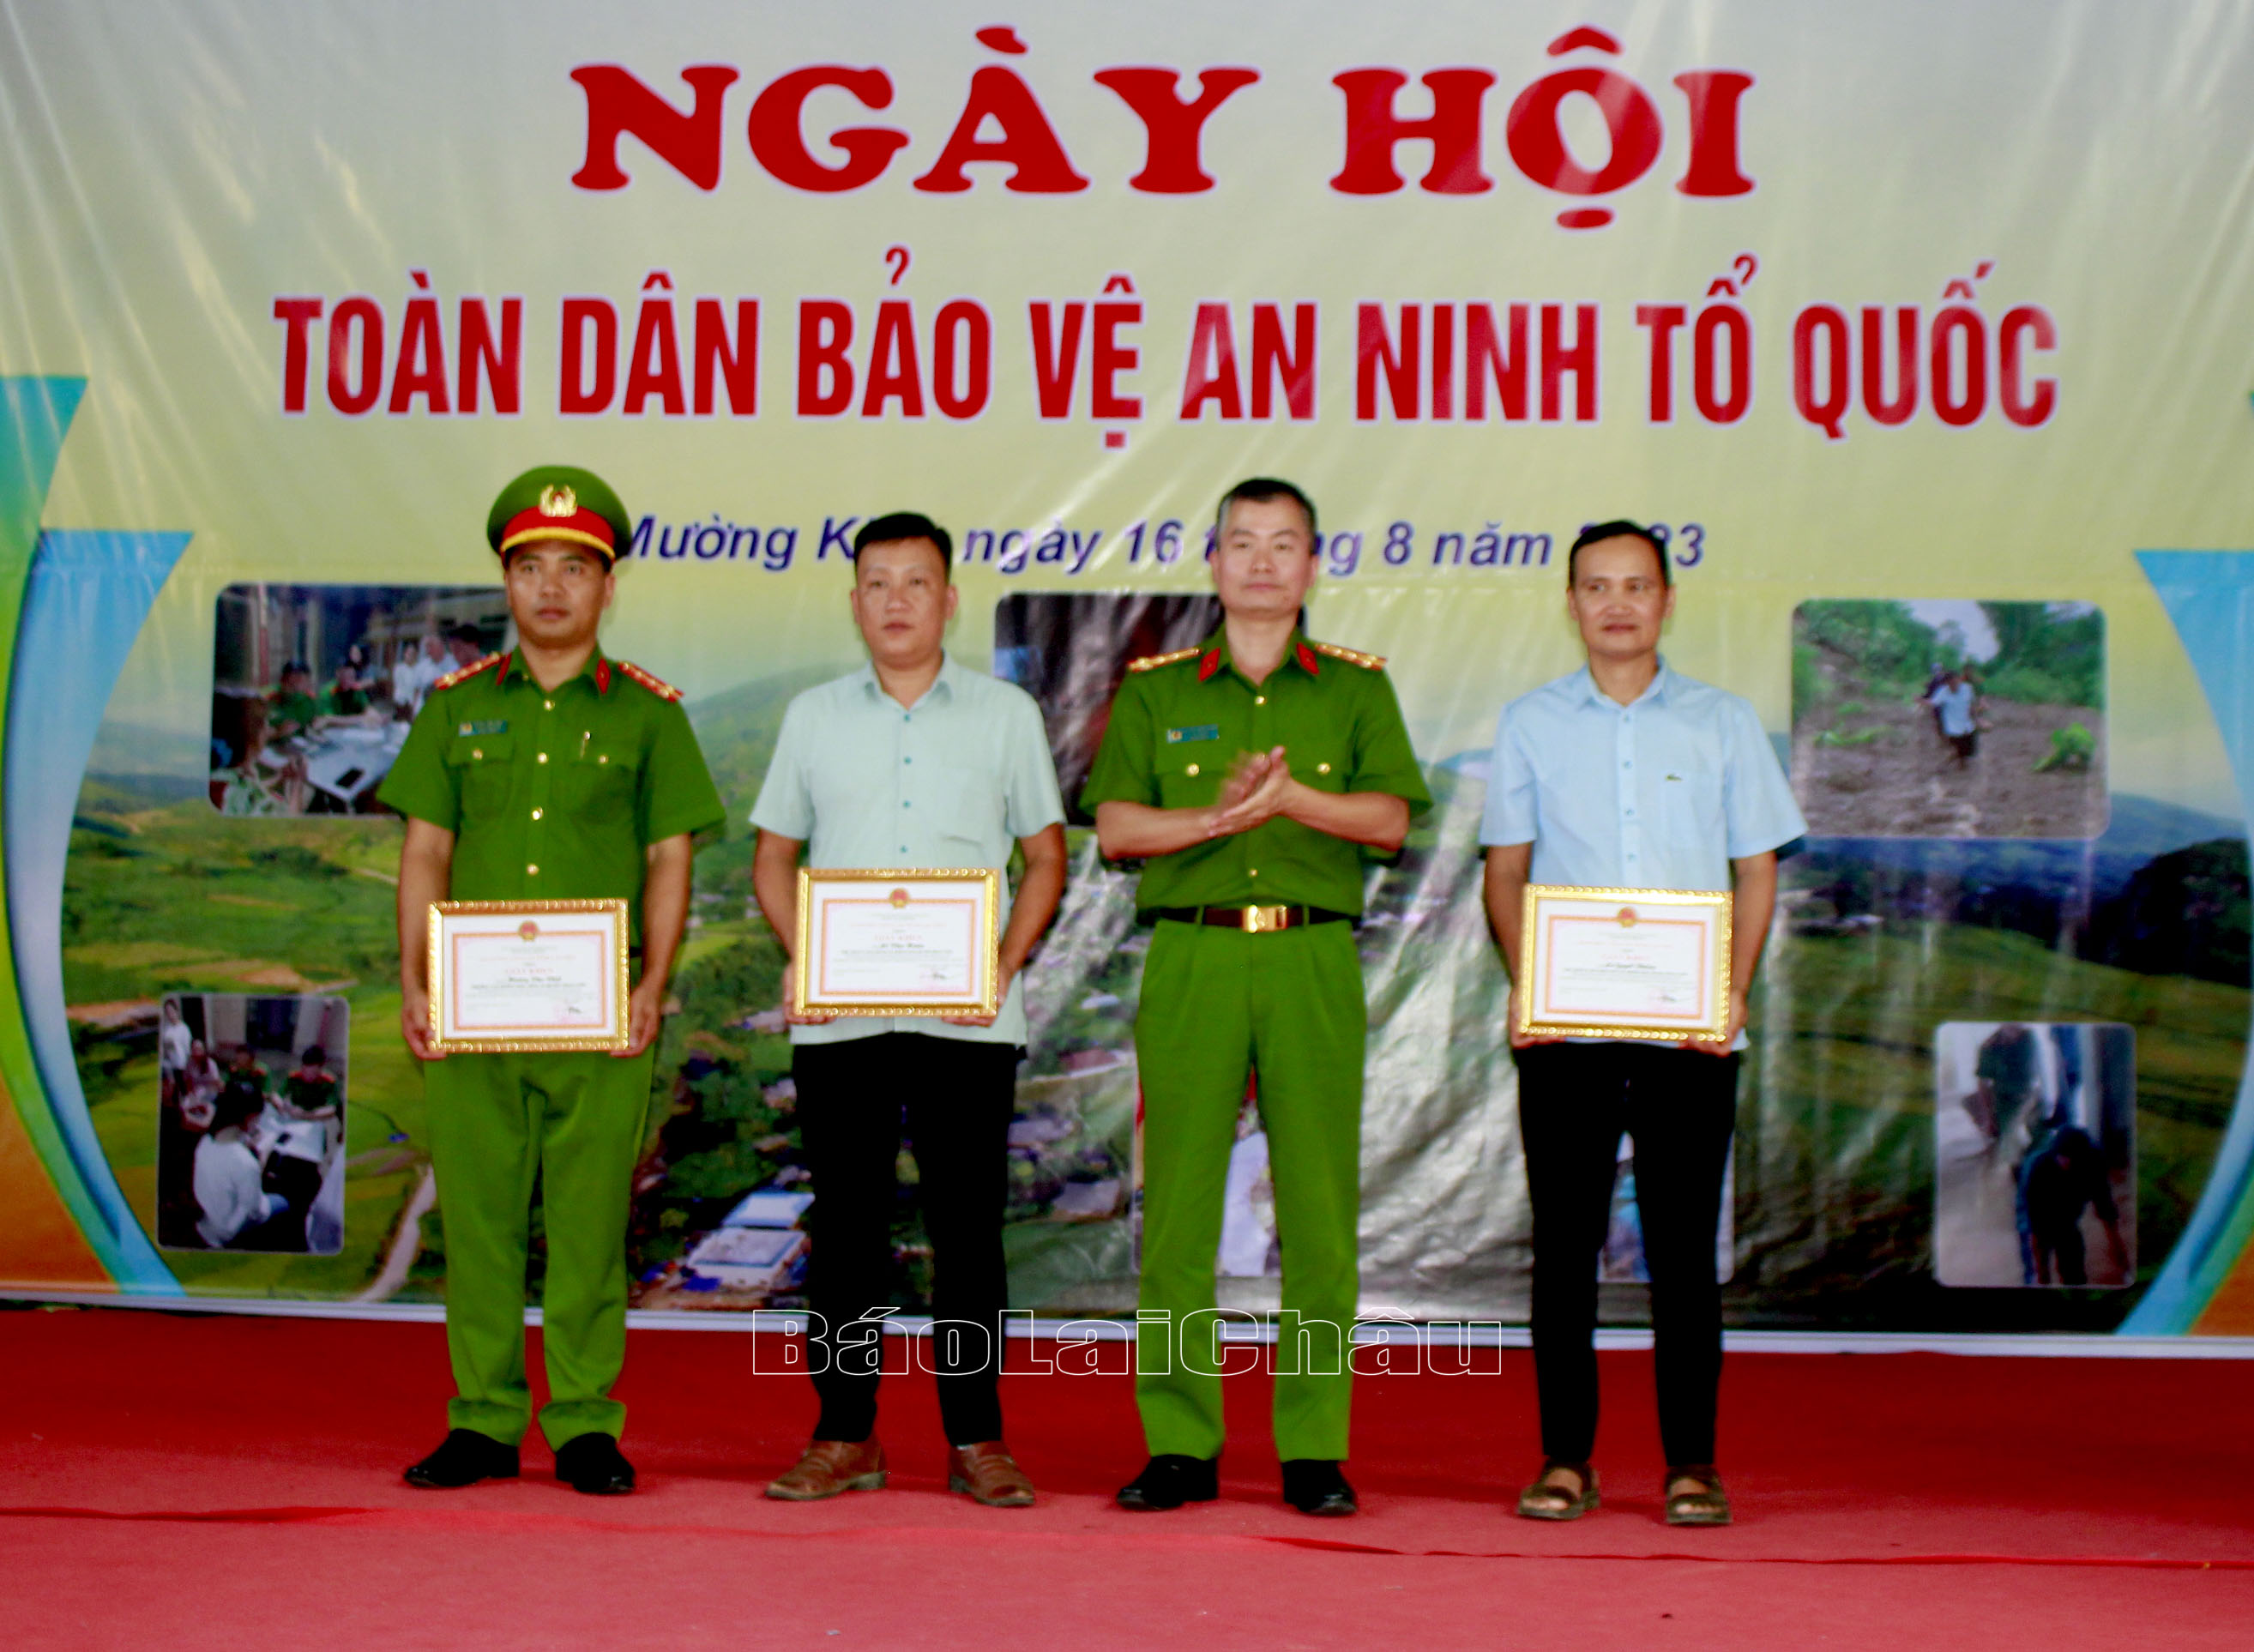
[1480,521,1805,1530]
[750,511,1067,1508]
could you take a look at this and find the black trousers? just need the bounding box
[793,1033,1018,1446]
[1513,1040,1739,1468]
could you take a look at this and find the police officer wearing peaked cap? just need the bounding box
[380,465,725,1497]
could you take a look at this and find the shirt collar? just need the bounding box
[1575,655,1673,709]
[503,647,612,695]
[1198,627,1320,684]
[854,651,960,709]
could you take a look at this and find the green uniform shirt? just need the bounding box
[284,1070,340,1113]
[268,689,320,736]
[376,648,725,941]
[1080,629,1431,914]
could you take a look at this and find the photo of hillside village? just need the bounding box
[54,596,2249,1333]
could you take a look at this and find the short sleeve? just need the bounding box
[1079,673,1160,811]
[749,699,816,841]
[1478,702,1537,847]
[1347,671,1431,815]
[1000,689,1066,839]
[638,701,727,845]
[374,696,461,829]
[1721,695,1807,858]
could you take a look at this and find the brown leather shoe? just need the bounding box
[947,1441,1035,1507]
[764,1438,886,1501]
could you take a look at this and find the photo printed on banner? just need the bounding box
[1790,600,2106,839]
[210,583,507,817]
[157,994,349,1255]
[994,592,1224,825]
[1933,1022,2135,1288]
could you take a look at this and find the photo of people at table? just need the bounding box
[208,583,507,815]
[156,993,350,1254]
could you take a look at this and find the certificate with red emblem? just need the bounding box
[1516,886,1733,1042]
[428,899,631,1052]
[794,868,1001,1018]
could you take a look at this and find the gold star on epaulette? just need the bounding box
[616,660,684,702]
[1126,646,1202,673]
[1309,640,1387,670]
[431,653,506,692]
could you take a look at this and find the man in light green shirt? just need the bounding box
[750,510,1067,1507]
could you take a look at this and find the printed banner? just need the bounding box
[3,1,2252,1335]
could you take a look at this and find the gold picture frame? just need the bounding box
[1516,885,1733,1042]
[793,867,1002,1018]
[427,898,632,1054]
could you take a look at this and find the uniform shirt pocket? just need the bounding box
[1156,753,1225,811]
[564,737,637,823]
[444,733,515,813]
[1291,740,1351,794]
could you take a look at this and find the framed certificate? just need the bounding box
[794,868,1001,1018]
[427,899,631,1053]
[1516,885,1733,1041]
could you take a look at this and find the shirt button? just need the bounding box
[1249,868,1260,877]
[1317,763,1331,775]
[527,863,539,876]
[598,754,607,764]
[471,748,483,760]
[903,800,911,807]
[1186,763,1200,777]
[538,752,549,764]
[531,807,543,820]
[544,699,553,710]
[904,756,913,764]
[1255,695,1266,705]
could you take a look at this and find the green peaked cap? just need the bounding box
[485,466,633,566]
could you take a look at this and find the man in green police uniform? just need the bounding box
[380,467,725,1496]
[1083,478,1430,1518]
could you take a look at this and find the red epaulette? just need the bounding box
[615,659,684,702]
[430,652,505,693]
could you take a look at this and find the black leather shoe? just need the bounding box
[555,1432,636,1496]
[1281,1459,1357,1516]
[1115,1454,1220,1510]
[403,1429,519,1489]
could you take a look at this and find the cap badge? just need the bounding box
[538,484,579,519]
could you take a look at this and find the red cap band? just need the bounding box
[499,505,616,559]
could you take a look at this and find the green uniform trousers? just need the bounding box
[1133,919,1366,1462]
[424,1047,656,1449]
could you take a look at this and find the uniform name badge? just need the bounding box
[794,867,1001,1018]
[428,899,631,1053]
[1516,885,1733,1042]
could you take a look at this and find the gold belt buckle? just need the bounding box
[1242,904,1290,933]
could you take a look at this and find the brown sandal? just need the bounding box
[1663,1465,1731,1526]
[1515,1460,1599,1521]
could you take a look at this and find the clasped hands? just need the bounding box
[1202,745,1299,839]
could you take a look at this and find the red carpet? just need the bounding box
[3,1308,2252,1648]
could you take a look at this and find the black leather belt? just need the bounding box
[1148,905,1353,933]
